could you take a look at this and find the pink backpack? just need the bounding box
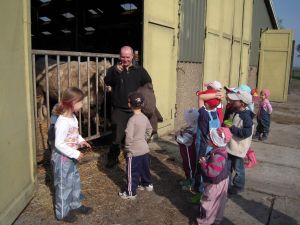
[244,148,257,168]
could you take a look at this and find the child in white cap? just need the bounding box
[197,127,232,225]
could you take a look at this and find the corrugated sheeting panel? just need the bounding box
[203,0,253,88]
[178,0,205,62]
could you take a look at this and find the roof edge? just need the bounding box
[264,0,279,29]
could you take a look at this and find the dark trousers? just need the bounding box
[256,109,271,135]
[125,153,152,196]
[227,154,245,191]
[108,108,133,161]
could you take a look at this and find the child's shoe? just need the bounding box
[190,192,202,204]
[252,132,260,140]
[260,133,268,141]
[118,191,137,200]
[73,205,93,215]
[137,184,154,191]
[60,211,77,223]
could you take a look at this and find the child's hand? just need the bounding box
[79,141,92,149]
[199,157,206,163]
[77,152,84,161]
[216,92,225,100]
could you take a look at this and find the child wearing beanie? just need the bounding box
[253,89,272,141]
[197,127,232,225]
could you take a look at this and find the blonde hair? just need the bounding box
[52,87,84,115]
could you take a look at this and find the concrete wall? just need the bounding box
[250,0,273,67]
[175,62,203,130]
[0,0,36,224]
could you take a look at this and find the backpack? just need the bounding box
[203,151,228,184]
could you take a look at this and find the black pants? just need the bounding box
[108,108,133,161]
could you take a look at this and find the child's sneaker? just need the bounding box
[73,205,93,215]
[137,184,154,191]
[60,211,77,223]
[190,192,202,204]
[118,191,137,200]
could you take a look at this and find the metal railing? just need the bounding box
[32,49,119,142]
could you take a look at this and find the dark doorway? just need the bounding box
[31,0,143,54]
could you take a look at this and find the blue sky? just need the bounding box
[273,0,300,67]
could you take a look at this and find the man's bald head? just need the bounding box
[120,46,134,55]
[119,46,134,69]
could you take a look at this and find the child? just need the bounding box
[119,92,153,200]
[193,90,221,201]
[254,89,272,141]
[224,90,254,195]
[197,127,232,225]
[197,81,224,124]
[51,87,93,223]
[175,108,199,190]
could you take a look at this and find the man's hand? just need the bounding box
[116,63,124,72]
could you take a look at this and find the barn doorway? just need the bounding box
[31,0,144,163]
[31,0,143,54]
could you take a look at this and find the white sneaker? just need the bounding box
[118,191,136,200]
[138,184,153,192]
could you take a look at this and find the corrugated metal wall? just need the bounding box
[178,0,205,62]
[203,0,253,88]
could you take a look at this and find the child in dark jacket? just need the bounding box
[224,90,254,195]
[197,127,232,225]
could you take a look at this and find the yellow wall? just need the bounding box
[143,0,179,135]
[0,0,36,224]
[203,0,253,88]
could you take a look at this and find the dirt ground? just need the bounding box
[13,79,300,225]
[14,141,198,225]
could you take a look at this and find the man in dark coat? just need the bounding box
[104,46,152,168]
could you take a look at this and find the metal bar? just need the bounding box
[78,56,82,134]
[87,57,91,137]
[32,54,39,152]
[32,49,119,58]
[68,56,71,87]
[45,55,50,125]
[95,57,99,135]
[104,57,107,132]
[57,55,61,102]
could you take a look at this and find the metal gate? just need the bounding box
[32,50,119,148]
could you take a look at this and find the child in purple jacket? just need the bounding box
[197,127,232,225]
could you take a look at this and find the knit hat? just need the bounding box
[128,92,144,108]
[184,108,199,127]
[210,127,232,147]
[227,90,252,105]
[205,80,222,91]
[262,89,271,98]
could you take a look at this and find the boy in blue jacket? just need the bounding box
[224,90,254,195]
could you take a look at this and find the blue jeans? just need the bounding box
[227,154,245,191]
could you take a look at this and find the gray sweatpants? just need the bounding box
[51,150,82,219]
